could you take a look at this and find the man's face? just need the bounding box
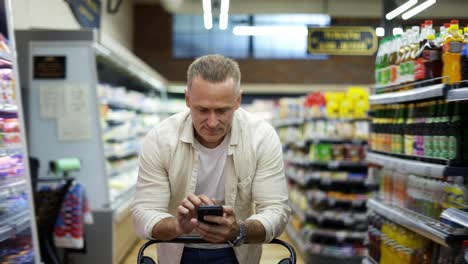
[185,76,241,148]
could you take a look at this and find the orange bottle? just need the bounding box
[442,21,464,84]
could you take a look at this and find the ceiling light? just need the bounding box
[402,0,436,20]
[385,0,418,20]
[204,12,213,30]
[220,0,229,13]
[376,27,385,37]
[393,27,403,36]
[232,26,308,36]
[219,13,228,30]
[202,0,211,13]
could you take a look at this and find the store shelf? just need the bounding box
[367,151,468,179]
[272,118,304,128]
[368,198,468,247]
[288,173,375,193]
[447,87,468,102]
[308,228,367,242]
[285,223,309,261]
[0,179,27,199]
[291,201,368,229]
[287,159,368,170]
[0,211,30,243]
[307,138,368,145]
[370,83,445,105]
[0,51,13,62]
[362,256,379,264]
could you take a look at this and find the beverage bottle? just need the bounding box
[423,33,443,81]
[424,101,436,157]
[376,39,385,86]
[442,22,463,84]
[461,26,468,81]
[409,27,420,83]
[439,101,450,159]
[404,103,415,156]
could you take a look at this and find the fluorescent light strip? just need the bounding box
[204,12,213,29]
[232,26,308,36]
[220,0,229,13]
[385,0,418,20]
[402,0,436,20]
[202,0,211,13]
[219,13,228,30]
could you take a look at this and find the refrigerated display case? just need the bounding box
[0,0,40,263]
[15,29,168,264]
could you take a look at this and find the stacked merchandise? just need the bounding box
[0,1,37,262]
[274,88,374,264]
[366,19,468,264]
[375,20,468,90]
[97,84,162,214]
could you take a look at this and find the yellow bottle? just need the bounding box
[442,23,463,84]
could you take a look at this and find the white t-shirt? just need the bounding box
[193,134,230,204]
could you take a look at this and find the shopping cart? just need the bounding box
[137,236,297,264]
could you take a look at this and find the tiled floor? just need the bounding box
[122,232,304,264]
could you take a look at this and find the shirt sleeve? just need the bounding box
[131,130,173,239]
[246,125,291,242]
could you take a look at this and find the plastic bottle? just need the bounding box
[423,34,443,81]
[461,26,468,81]
[442,22,463,84]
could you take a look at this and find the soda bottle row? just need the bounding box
[370,100,468,163]
[368,213,433,264]
[375,20,468,88]
[377,168,467,219]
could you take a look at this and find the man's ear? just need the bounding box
[185,88,190,108]
[235,89,242,110]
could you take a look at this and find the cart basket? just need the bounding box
[137,236,297,264]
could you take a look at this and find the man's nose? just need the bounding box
[207,112,218,128]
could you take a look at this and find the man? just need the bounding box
[132,54,290,264]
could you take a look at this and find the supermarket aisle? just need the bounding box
[122,232,304,264]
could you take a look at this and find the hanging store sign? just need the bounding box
[33,56,66,79]
[66,0,101,28]
[307,27,377,55]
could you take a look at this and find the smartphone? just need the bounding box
[197,205,224,224]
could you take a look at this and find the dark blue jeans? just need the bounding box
[180,247,239,264]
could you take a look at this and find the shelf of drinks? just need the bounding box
[370,81,468,105]
[283,139,368,149]
[0,211,30,243]
[367,198,468,248]
[367,151,468,179]
[447,87,468,101]
[370,83,446,105]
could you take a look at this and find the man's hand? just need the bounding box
[195,206,240,243]
[175,193,215,235]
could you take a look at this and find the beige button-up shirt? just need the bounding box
[131,108,291,264]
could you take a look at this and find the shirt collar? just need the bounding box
[180,110,240,147]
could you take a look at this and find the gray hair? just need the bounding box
[187,54,241,95]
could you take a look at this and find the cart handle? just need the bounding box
[137,236,297,264]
